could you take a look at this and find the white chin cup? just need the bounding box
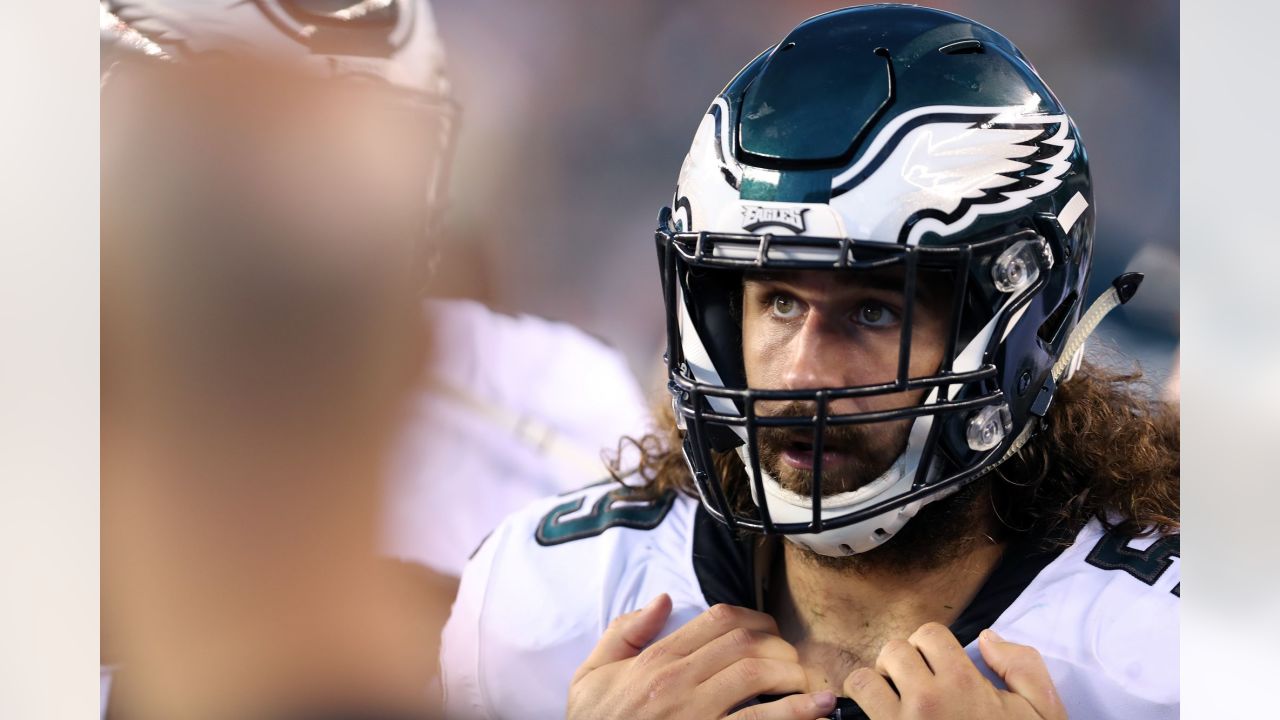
[737,407,954,557]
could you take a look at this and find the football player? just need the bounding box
[101,1,455,717]
[441,5,1179,720]
[100,0,647,717]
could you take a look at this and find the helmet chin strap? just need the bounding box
[966,272,1145,482]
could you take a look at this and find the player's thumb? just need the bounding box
[575,593,672,678]
[978,629,1066,720]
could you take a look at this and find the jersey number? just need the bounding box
[1085,532,1180,597]
[535,487,676,546]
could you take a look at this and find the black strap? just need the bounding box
[691,503,757,608]
[948,532,1066,646]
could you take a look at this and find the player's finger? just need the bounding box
[874,638,933,689]
[651,602,781,657]
[907,622,980,679]
[978,629,1066,720]
[681,627,800,683]
[695,657,810,717]
[843,667,901,718]
[573,593,672,679]
[726,691,838,720]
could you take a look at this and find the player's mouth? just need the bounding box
[779,436,855,471]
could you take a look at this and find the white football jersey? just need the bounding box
[441,482,1179,719]
[101,666,114,720]
[383,300,652,578]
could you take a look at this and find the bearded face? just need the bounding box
[740,268,951,501]
[754,402,913,497]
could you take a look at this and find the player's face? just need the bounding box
[741,268,951,496]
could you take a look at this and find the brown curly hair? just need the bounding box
[609,360,1179,542]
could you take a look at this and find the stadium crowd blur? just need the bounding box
[430,0,1179,389]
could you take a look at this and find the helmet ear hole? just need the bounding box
[1037,291,1079,348]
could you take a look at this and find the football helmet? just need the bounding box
[657,4,1141,556]
[100,0,458,254]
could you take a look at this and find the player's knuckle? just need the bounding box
[707,602,741,626]
[725,626,757,652]
[642,666,681,699]
[759,611,781,635]
[844,667,874,693]
[913,621,949,639]
[906,688,942,715]
[635,642,669,669]
[732,657,765,684]
[879,638,911,659]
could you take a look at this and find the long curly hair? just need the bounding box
[609,361,1179,542]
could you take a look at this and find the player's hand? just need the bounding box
[567,594,836,720]
[841,625,1066,720]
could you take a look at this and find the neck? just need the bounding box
[767,519,1005,688]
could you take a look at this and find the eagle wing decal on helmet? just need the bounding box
[830,108,1075,245]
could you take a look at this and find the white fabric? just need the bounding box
[441,485,704,719]
[965,520,1180,718]
[383,300,651,578]
[441,485,1179,719]
[100,666,114,720]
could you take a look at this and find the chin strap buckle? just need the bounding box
[1048,272,1145,383]
[1029,271,1145,420]
[1029,374,1057,418]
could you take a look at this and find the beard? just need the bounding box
[755,401,909,497]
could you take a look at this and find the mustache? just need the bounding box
[753,402,873,453]
[750,400,906,497]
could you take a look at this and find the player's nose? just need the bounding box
[780,315,853,391]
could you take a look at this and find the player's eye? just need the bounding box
[770,293,803,320]
[854,300,899,328]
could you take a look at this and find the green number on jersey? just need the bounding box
[1085,532,1180,597]
[535,487,676,546]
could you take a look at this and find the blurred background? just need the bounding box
[428,0,1180,392]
